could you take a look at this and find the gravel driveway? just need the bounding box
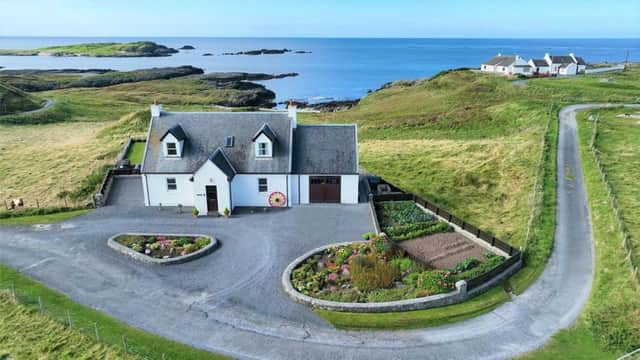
[2,105,634,359]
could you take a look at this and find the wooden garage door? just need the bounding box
[309,176,341,203]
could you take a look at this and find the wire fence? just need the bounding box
[1,284,174,360]
[590,115,639,286]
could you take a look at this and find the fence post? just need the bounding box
[10,283,16,299]
[38,296,43,312]
[94,322,100,342]
[122,336,128,357]
[36,199,39,208]
[67,310,73,328]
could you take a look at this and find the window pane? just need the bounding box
[167,143,177,156]
[258,178,268,192]
[167,178,177,190]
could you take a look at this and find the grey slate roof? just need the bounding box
[574,56,587,65]
[531,59,548,67]
[292,125,358,174]
[160,124,187,141]
[483,55,516,67]
[142,112,292,174]
[209,147,237,180]
[550,55,575,64]
[252,123,278,143]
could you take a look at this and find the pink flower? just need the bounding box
[327,273,339,283]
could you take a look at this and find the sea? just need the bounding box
[0,37,638,103]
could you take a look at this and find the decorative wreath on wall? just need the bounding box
[269,192,287,207]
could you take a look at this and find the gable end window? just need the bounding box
[167,178,177,191]
[166,142,178,156]
[258,178,268,192]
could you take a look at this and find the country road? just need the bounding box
[0,104,636,359]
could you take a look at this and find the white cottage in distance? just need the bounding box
[482,52,587,77]
[140,104,360,216]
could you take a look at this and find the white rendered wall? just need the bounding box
[145,174,194,207]
[340,175,360,204]
[231,174,289,207]
[288,175,300,205]
[193,161,231,215]
[299,175,310,204]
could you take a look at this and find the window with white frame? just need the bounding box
[166,142,178,156]
[257,142,270,157]
[258,178,268,192]
[166,178,177,191]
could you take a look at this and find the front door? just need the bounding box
[309,176,341,203]
[206,186,218,214]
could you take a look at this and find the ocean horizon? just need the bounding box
[1,37,638,102]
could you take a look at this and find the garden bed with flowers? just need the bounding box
[290,233,506,303]
[108,233,216,265]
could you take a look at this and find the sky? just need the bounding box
[0,0,638,38]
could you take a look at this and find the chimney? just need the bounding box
[151,99,163,118]
[497,52,502,57]
[569,53,577,62]
[288,101,297,129]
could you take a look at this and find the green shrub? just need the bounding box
[183,243,197,254]
[404,270,456,295]
[390,258,422,273]
[454,257,481,273]
[377,201,433,226]
[350,255,399,292]
[149,243,160,251]
[366,287,414,302]
[386,221,454,242]
[0,206,87,219]
[195,237,210,249]
[453,255,505,280]
[318,289,365,303]
[361,232,377,240]
[130,243,143,252]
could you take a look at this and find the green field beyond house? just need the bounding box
[0,82,43,115]
[0,41,178,57]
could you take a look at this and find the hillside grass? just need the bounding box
[0,292,129,359]
[523,107,640,358]
[308,66,640,330]
[0,82,43,115]
[0,265,229,360]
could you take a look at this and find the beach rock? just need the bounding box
[294,50,312,54]
[202,53,213,56]
[180,45,196,50]
[202,72,298,82]
[222,48,305,56]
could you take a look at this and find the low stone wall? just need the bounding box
[108,233,217,265]
[283,242,470,313]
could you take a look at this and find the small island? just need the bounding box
[0,41,179,58]
[179,45,196,50]
[222,48,310,56]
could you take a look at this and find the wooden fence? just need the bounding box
[590,116,639,285]
[371,180,522,291]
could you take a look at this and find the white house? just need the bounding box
[543,53,587,76]
[140,104,360,215]
[529,59,550,76]
[480,54,532,76]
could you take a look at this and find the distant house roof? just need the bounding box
[209,147,237,180]
[142,112,292,174]
[574,56,587,65]
[160,124,187,142]
[252,123,278,143]
[483,55,516,67]
[292,125,358,174]
[530,59,548,67]
[550,55,575,64]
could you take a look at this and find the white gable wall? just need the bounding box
[193,160,231,215]
[254,133,273,157]
[161,133,184,157]
[340,175,360,204]
[231,174,289,207]
[143,174,194,207]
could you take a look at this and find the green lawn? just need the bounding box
[524,107,640,358]
[0,209,90,225]
[125,141,146,165]
[315,286,509,330]
[0,264,229,360]
[0,41,176,57]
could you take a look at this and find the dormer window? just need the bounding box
[166,142,178,156]
[257,142,270,157]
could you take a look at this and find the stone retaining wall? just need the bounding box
[108,233,217,265]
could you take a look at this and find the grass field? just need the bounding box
[523,106,640,359]
[0,82,43,115]
[0,265,229,360]
[125,141,146,165]
[0,292,129,359]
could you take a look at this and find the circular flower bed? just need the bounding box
[108,233,216,265]
[290,234,505,303]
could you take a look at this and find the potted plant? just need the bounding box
[223,207,231,218]
[192,207,199,217]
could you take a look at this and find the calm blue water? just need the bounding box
[0,37,638,103]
